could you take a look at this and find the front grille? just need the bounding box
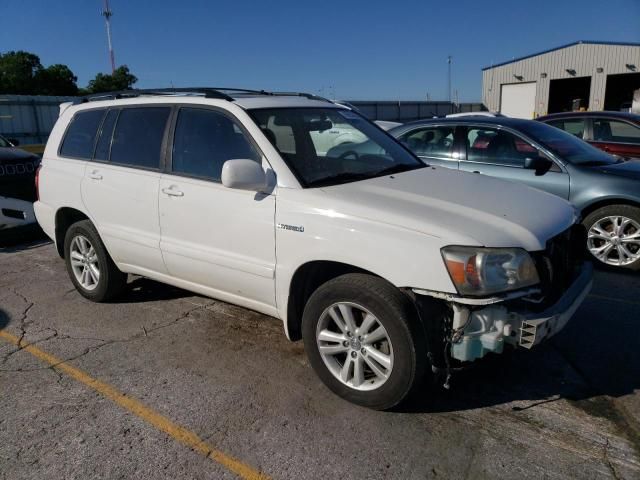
[532,225,586,309]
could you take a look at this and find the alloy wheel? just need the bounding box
[316,302,394,391]
[69,234,100,290]
[587,215,640,266]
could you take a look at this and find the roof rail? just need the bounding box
[74,87,334,105]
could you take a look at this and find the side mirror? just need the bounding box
[221,159,267,191]
[8,138,19,146]
[523,155,552,172]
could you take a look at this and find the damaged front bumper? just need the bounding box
[413,261,593,362]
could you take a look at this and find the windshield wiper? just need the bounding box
[373,163,424,177]
[306,172,374,188]
[306,164,424,188]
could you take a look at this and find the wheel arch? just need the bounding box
[286,260,381,341]
[54,207,90,258]
[580,197,640,221]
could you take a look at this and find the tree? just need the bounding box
[0,51,43,94]
[87,65,137,94]
[35,64,78,96]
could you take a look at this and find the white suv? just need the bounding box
[35,88,592,409]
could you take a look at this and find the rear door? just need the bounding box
[80,106,171,274]
[590,117,640,158]
[458,125,570,199]
[158,106,276,309]
[395,125,460,169]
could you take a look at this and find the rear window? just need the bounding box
[59,109,106,159]
[110,108,171,169]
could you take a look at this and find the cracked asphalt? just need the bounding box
[1,237,640,479]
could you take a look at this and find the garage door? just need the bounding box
[500,82,536,119]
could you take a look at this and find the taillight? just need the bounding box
[35,164,41,201]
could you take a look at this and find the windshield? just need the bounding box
[0,135,11,148]
[519,121,619,166]
[248,108,425,187]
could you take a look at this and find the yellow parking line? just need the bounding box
[0,330,270,480]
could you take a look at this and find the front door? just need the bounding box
[158,106,276,310]
[458,126,570,199]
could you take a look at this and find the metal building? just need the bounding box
[482,41,640,119]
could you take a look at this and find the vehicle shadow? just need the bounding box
[115,276,194,304]
[0,308,9,331]
[0,224,50,251]
[400,273,640,413]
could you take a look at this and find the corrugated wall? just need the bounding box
[482,43,640,117]
[0,95,77,145]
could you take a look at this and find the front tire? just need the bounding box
[583,205,640,270]
[302,274,426,410]
[64,220,127,302]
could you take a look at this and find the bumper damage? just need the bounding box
[414,262,593,362]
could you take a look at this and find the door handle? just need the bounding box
[473,170,482,174]
[88,171,102,180]
[162,187,184,197]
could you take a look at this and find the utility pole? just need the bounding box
[447,55,452,103]
[102,0,116,73]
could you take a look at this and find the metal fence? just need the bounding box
[0,95,77,145]
[345,101,486,122]
[0,95,486,145]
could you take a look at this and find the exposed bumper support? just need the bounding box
[414,262,593,362]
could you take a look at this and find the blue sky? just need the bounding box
[1,0,639,101]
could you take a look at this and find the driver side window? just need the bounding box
[399,126,455,159]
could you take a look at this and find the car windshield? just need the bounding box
[0,135,11,148]
[248,108,425,187]
[520,121,619,166]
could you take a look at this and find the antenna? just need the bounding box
[447,55,452,103]
[101,0,116,73]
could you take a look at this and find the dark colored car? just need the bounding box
[387,116,640,270]
[0,135,40,202]
[537,111,640,158]
[0,135,41,230]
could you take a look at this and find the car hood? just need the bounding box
[590,158,640,180]
[316,166,576,251]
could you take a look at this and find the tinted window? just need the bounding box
[94,109,119,161]
[399,126,455,158]
[466,127,536,167]
[593,119,640,143]
[60,109,105,158]
[110,107,170,169]
[172,108,260,181]
[547,119,585,139]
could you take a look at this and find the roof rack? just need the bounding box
[75,87,333,104]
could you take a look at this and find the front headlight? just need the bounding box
[441,246,539,296]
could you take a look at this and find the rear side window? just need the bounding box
[172,108,260,181]
[60,109,106,159]
[94,109,119,161]
[398,126,455,159]
[110,107,171,169]
[547,119,585,139]
[593,119,640,143]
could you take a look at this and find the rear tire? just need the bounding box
[64,220,127,302]
[582,205,640,271]
[302,273,426,410]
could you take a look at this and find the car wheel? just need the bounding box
[64,220,127,301]
[583,205,640,270]
[302,273,427,410]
